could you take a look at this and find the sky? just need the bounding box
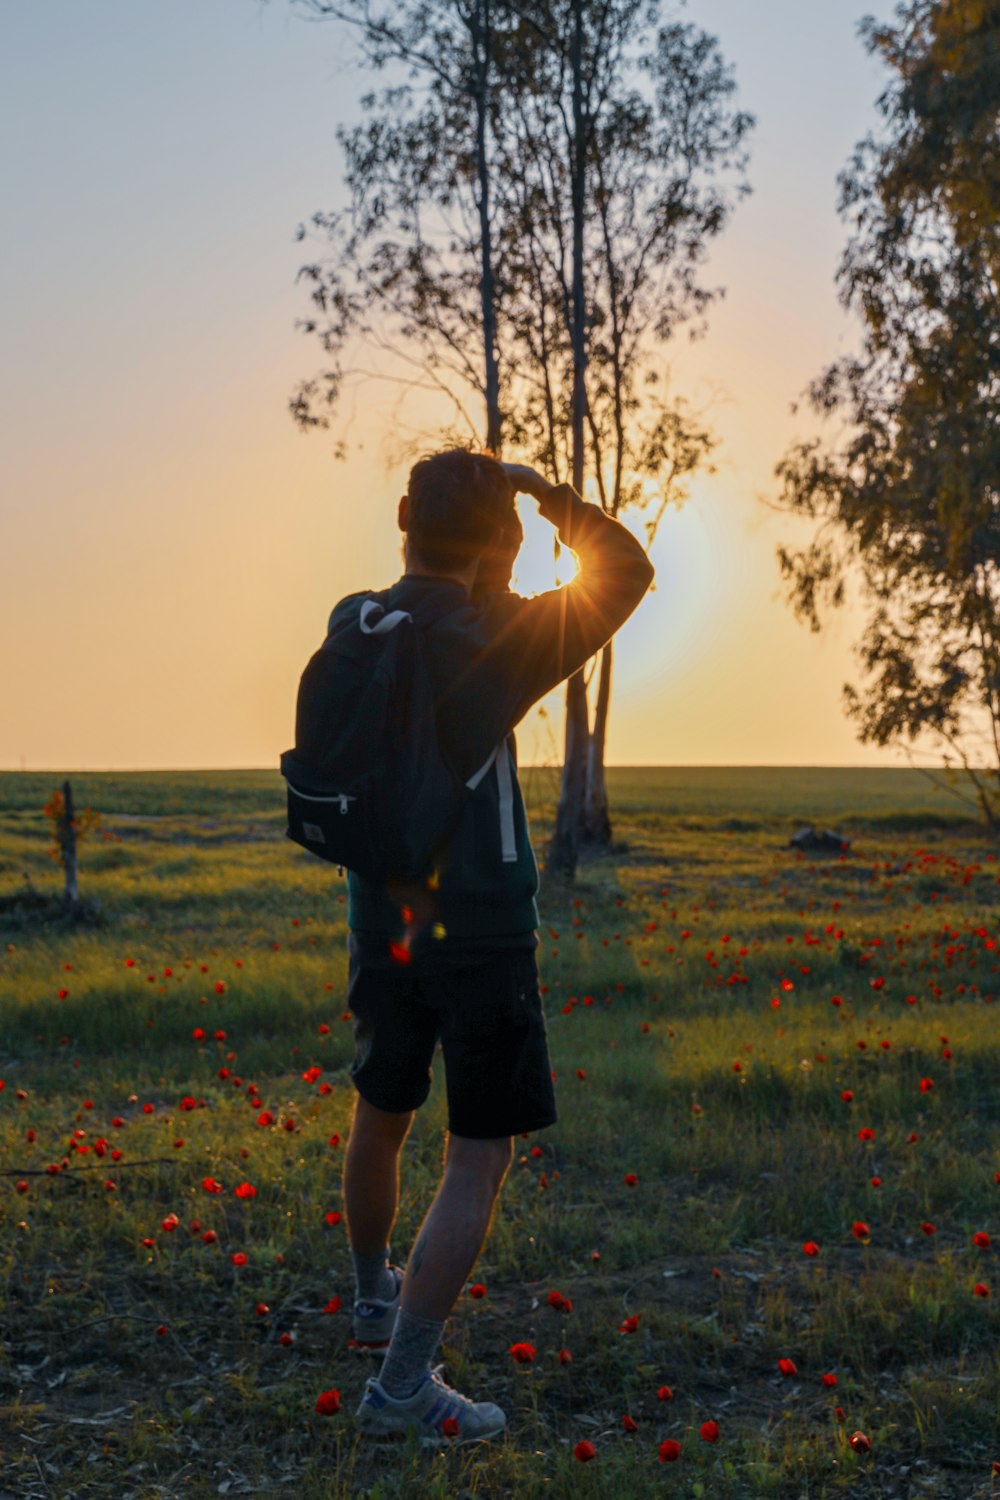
[1,0,932,772]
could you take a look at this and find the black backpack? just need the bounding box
[280,588,491,883]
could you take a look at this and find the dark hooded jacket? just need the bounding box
[340,481,655,966]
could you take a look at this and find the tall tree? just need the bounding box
[495,4,750,867]
[288,0,751,876]
[774,0,1000,824]
[290,0,511,455]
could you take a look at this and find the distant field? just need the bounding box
[0,763,982,824]
[1,769,998,1498]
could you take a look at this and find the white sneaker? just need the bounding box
[349,1265,404,1355]
[355,1363,507,1447]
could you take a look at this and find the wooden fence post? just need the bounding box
[60,778,79,904]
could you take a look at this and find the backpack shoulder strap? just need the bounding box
[357,588,469,636]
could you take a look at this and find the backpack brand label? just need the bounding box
[302,821,326,843]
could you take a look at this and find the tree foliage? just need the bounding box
[775,0,1000,822]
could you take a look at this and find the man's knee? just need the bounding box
[445,1132,513,1188]
[352,1092,415,1141]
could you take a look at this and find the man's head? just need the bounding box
[398,448,520,595]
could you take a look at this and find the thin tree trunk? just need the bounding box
[544,0,589,885]
[472,0,502,454]
[583,639,612,845]
[547,668,589,879]
[60,778,79,904]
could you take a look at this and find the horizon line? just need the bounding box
[0,763,968,774]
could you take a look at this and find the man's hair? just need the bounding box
[405,448,513,574]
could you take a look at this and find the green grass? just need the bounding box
[1,768,999,1498]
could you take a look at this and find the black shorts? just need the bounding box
[346,947,558,1140]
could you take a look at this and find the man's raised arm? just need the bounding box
[483,465,655,730]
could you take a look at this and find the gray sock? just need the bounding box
[378,1306,446,1400]
[351,1244,397,1303]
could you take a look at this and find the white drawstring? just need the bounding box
[495,739,517,861]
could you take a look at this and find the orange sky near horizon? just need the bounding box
[4,0,950,774]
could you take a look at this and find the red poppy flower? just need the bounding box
[973,1231,991,1249]
[509,1342,536,1364]
[547,1290,572,1312]
[778,1358,798,1378]
[619,1315,640,1333]
[624,1172,637,1186]
[278,1331,294,1346]
[234,1181,257,1200]
[974,1282,990,1297]
[840,1090,854,1103]
[822,1373,837,1388]
[255,1302,270,1316]
[858,1127,875,1143]
[802,1241,820,1257]
[469,1283,487,1299]
[231,1251,247,1266]
[558,1348,573,1365]
[325,1210,342,1226]
[849,1430,871,1453]
[920,1077,934,1093]
[573,1440,596,1462]
[852,1221,871,1242]
[322,1296,341,1314]
[835,1405,846,1421]
[314,1389,341,1415]
[921,1221,936,1235]
[699,1419,719,1443]
[622,1414,638,1432]
[658,1385,674,1401]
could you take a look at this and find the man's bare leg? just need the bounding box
[376,1132,513,1398]
[400,1133,513,1321]
[343,1094,413,1264]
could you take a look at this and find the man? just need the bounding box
[339,447,655,1445]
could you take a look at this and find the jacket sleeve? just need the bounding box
[478,482,655,731]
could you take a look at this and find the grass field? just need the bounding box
[1,766,999,1499]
